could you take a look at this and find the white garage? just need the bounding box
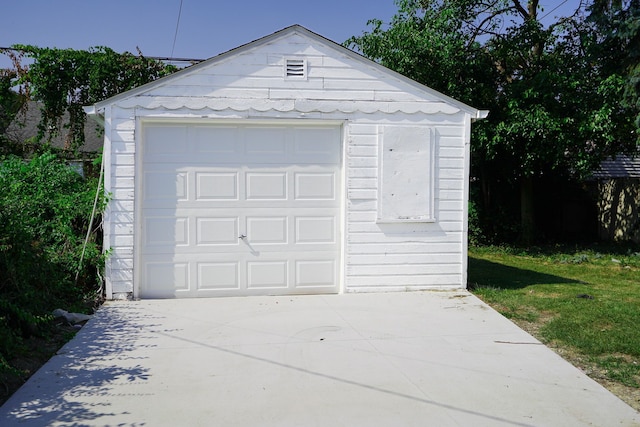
[87,25,486,299]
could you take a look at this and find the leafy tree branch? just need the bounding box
[1,46,177,153]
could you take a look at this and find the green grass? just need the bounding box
[469,245,640,390]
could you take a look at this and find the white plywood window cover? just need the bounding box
[377,126,435,222]
[285,57,307,80]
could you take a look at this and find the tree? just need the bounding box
[588,0,640,128]
[1,46,178,154]
[349,0,639,243]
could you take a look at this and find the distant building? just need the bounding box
[4,101,103,174]
[5,101,103,152]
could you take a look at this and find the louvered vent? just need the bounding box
[285,58,306,79]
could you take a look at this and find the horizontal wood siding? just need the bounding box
[344,122,466,291]
[145,35,444,110]
[104,106,136,297]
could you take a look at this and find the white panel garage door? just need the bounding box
[138,123,342,298]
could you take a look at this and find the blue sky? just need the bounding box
[1,0,583,69]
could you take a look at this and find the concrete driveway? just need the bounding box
[1,291,638,426]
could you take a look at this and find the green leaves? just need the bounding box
[350,0,639,181]
[0,152,106,378]
[347,0,496,107]
[349,0,640,243]
[6,45,177,152]
[0,153,104,304]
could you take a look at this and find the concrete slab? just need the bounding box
[1,291,638,426]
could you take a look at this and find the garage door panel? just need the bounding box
[143,126,189,163]
[293,127,341,163]
[197,262,240,290]
[192,126,240,156]
[294,172,336,200]
[296,259,336,288]
[145,217,189,246]
[143,261,190,296]
[140,123,341,298]
[196,172,239,200]
[295,216,336,243]
[244,127,287,160]
[246,216,288,244]
[246,172,288,200]
[247,261,288,289]
[196,217,239,245]
[144,171,188,201]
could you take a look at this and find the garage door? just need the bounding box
[138,123,342,298]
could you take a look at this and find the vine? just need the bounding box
[2,46,178,152]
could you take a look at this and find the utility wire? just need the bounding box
[539,0,570,21]
[170,0,184,61]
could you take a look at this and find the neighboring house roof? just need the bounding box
[88,25,487,120]
[5,101,103,154]
[592,153,640,179]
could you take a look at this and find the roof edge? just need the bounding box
[91,24,485,116]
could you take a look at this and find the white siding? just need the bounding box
[343,121,467,291]
[103,107,137,297]
[98,26,477,299]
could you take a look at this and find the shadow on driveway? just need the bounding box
[1,304,162,424]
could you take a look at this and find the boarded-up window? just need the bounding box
[377,126,435,222]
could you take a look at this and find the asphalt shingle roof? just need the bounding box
[5,101,103,154]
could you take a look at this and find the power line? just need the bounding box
[539,0,570,21]
[147,55,205,63]
[170,0,184,60]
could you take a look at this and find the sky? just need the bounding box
[1,0,584,69]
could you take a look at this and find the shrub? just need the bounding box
[0,153,104,376]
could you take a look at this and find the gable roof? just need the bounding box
[89,25,487,119]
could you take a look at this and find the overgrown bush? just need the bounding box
[0,152,104,377]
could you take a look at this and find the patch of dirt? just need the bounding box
[0,323,78,407]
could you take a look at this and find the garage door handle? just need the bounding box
[239,234,247,240]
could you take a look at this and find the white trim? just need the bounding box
[135,117,345,127]
[133,115,143,300]
[103,106,114,300]
[475,110,490,120]
[339,122,349,294]
[134,117,346,297]
[461,113,472,289]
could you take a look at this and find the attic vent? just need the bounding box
[285,58,307,79]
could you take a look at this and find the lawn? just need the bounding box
[468,245,640,411]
